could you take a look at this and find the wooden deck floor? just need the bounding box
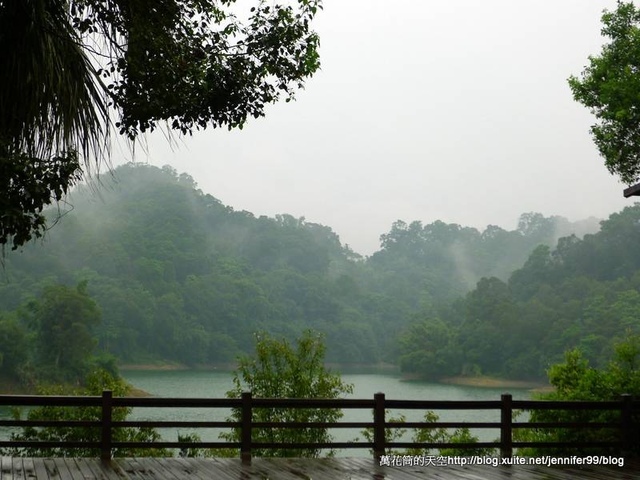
[2,457,639,480]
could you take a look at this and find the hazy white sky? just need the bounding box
[120,0,632,255]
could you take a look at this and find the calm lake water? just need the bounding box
[0,370,532,454]
[120,369,532,455]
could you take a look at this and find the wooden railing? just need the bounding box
[0,392,637,463]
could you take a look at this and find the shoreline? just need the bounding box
[439,375,550,390]
[1,368,551,395]
[118,362,237,371]
[118,362,400,373]
[119,364,549,391]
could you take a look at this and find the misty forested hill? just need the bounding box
[0,163,618,382]
[399,206,640,379]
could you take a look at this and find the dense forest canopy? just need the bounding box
[1,163,633,385]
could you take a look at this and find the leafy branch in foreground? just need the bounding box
[0,0,322,249]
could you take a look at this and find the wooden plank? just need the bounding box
[269,457,421,480]
[10,457,23,480]
[147,459,185,480]
[286,458,362,480]
[334,458,405,480]
[71,459,99,480]
[146,459,192,480]
[0,457,11,480]
[355,458,429,480]
[42,459,61,480]
[205,458,307,480]
[111,458,155,480]
[321,458,384,480]
[31,459,50,480]
[206,458,289,480]
[560,466,633,480]
[123,458,160,480]
[136,457,202,480]
[344,457,388,473]
[65,459,91,480]
[295,459,347,480]
[52,458,78,480]
[21,458,37,480]
[84,459,128,480]
[110,459,147,480]
[170,458,215,480]
[9,457,22,480]
[190,458,243,480]
[520,465,594,480]
[249,458,317,480]
[189,458,244,480]
[130,458,180,480]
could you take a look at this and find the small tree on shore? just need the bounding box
[221,330,353,457]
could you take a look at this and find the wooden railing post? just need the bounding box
[620,393,633,456]
[500,393,513,459]
[373,392,386,461]
[241,391,252,465]
[101,390,113,462]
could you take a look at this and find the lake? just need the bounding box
[120,369,533,455]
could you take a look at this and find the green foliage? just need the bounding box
[221,330,353,457]
[359,411,408,455]
[438,428,494,457]
[8,369,166,458]
[176,432,212,459]
[0,313,28,378]
[79,0,324,138]
[569,1,640,184]
[0,0,322,249]
[0,280,121,388]
[411,411,492,457]
[360,411,492,457]
[0,147,83,250]
[398,204,640,381]
[397,318,455,380]
[516,336,640,456]
[0,164,385,367]
[0,163,626,382]
[0,0,110,251]
[28,281,101,383]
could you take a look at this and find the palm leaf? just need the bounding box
[0,0,110,169]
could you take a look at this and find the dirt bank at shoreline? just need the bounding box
[439,375,550,390]
[118,362,236,371]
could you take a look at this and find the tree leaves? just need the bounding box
[0,0,322,249]
[70,0,323,138]
[222,330,353,457]
[569,2,640,184]
[518,338,640,457]
[0,147,82,249]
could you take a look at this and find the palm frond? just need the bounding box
[0,0,110,171]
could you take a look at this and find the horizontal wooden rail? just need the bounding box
[0,392,637,463]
